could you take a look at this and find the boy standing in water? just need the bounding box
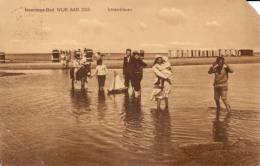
[92,59,108,91]
[208,56,234,112]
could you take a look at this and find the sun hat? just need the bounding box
[162,56,168,62]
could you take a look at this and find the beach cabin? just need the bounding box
[171,50,179,58]
[239,49,253,56]
[0,52,5,63]
[52,49,60,62]
[84,49,94,62]
[194,50,199,57]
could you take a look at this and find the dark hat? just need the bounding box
[133,50,139,55]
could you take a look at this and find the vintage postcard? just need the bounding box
[0,0,260,165]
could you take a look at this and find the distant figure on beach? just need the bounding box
[78,49,82,58]
[131,51,147,97]
[208,56,234,112]
[151,55,173,110]
[91,59,108,91]
[123,49,134,89]
[60,51,66,67]
[65,50,71,68]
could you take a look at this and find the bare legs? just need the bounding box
[134,90,141,98]
[214,88,231,112]
[156,97,169,111]
[157,99,161,110]
[165,97,169,110]
[222,98,231,112]
[214,98,221,111]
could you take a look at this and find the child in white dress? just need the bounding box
[150,55,173,101]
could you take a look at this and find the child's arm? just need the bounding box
[73,60,79,68]
[91,67,98,77]
[153,65,168,79]
[224,64,234,73]
[104,65,109,74]
[160,62,171,70]
[140,60,147,67]
[208,63,218,74]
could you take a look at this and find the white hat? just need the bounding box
[162,56,168,62]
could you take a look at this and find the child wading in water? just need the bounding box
[92,59,108,91]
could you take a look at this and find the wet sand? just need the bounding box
[170,139,260,165]
[1,138,259,165]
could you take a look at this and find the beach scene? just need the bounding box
[1,0,260,165]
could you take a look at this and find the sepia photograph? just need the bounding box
[0,0,260,165]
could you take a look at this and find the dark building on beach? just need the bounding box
[52,49,60,62]
[0,52,5,63]
[239,49,253,56]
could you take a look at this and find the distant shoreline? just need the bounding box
[0,71,25,77]
[0,56,260,70]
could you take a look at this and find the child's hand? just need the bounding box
[166,78,172,85]
[212,62,218,68]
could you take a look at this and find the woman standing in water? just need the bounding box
[131,51,147,97]
[152,55,173,110]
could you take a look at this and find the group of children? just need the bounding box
[72,51,174,104]
[71,50,233,112]
[72,52,108,91]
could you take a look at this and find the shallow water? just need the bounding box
[0,64,260,165]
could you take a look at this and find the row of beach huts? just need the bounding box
[0,49,255,63]
[168,49,253,58]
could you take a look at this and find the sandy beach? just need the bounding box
[1,56,260,70]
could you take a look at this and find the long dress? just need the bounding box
[152,64,172,99]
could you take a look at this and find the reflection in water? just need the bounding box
[70,89,91,120]
[213,110,231,142]
[97,90,107,121]
[98,90,106,101]
[151,109,172,160]
[123,94,143,129]
[121,94,144,152]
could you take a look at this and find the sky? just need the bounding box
[0,0,260,53]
